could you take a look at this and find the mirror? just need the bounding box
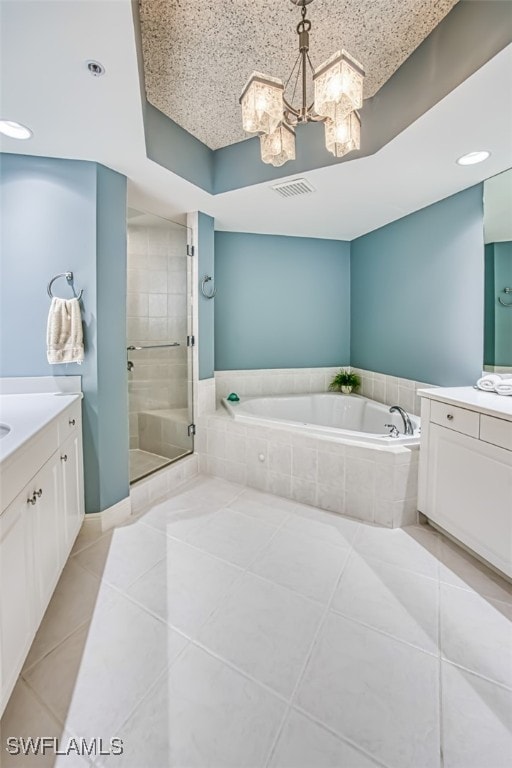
[483,168,512,372]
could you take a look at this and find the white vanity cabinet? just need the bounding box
[0,394,84,715]
[0,488,34,716]
[418,388,512,577]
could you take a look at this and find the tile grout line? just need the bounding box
[20,614,93,678]
[292,703,392,768]
[184,637,292,708]
[328,605,440,659]
[20,560,109,673]
[280,518,422,768]
[92,637,194,768]
[440,658,512,694]
[173,501,299,640]
[263,529,370,768]
[438,577,512,607]
[437,550,444,768]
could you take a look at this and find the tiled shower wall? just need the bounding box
[127,221,188,449]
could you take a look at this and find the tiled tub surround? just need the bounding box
[3,474,511,768]
[215,367,435,416]
[196,410,419,528]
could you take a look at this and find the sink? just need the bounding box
[0,424,11,440]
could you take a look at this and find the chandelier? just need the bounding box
[239,0,364,167]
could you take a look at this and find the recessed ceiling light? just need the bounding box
[456,150,491,166]
[86,60,105,77]
[0,120,32,140]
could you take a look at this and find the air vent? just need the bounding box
[271,178,316,199]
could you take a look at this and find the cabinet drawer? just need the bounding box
[430,400,479,438]
[480,415,512,452]
[57,400,81,443]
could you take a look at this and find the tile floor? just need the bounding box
[2,475,512,768]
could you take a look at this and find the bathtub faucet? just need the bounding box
[389,405,414,435]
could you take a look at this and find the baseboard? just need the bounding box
[82,495,132,534]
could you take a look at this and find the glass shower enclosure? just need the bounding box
[126,210,194,483]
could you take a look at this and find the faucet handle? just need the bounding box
[385,423,400,437]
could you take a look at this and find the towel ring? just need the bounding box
[498,287,512,308]
[47,272,84,301]
[201,275,216,299]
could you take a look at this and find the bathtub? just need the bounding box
[222,392,420,446]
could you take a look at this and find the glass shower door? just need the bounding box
[126,210,194,483]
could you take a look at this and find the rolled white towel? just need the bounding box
[476,374,502,391]
[495,382,512,396]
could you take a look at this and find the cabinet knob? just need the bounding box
[27,493,37,505]
[69,418,76,426]
[446,414,454,421]
[61,454,68,462]
[35,488,43,497]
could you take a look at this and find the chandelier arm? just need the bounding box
[306,51,315,73]
[283,97,301,117]
[283,109,299,127]
[284,51,302,92]
[307,111,325,122]
[290,52,303,111]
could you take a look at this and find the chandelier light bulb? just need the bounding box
[326,74,344,102]
[255,93,270,114]
[335,122,348,143]
[314,50,365,121]
[240,72,284,135]
[260,123,296,167]
[325,110,361,158]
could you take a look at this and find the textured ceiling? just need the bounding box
[139,0,458,150]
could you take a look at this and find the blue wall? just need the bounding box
[198,213,215,379]
[214,232,350,370]
[485,241,512,367]
[484,243,496,367]
[350,185,484,386]
[0,153,129,513]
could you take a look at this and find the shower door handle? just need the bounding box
[126,343,181,350]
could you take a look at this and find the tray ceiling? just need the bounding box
[139,0,458,150]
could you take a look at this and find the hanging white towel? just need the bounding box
[475,374,502,392]
[47,297,84,364]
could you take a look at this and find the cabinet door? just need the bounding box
[60,430,85,554]
[426,423,512,576]
[0,490,34,714]
[30,453,62,624]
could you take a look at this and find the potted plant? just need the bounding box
[328,369,361,394]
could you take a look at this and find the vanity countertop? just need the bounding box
[0,392,82,465]
[418,386,512,422]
